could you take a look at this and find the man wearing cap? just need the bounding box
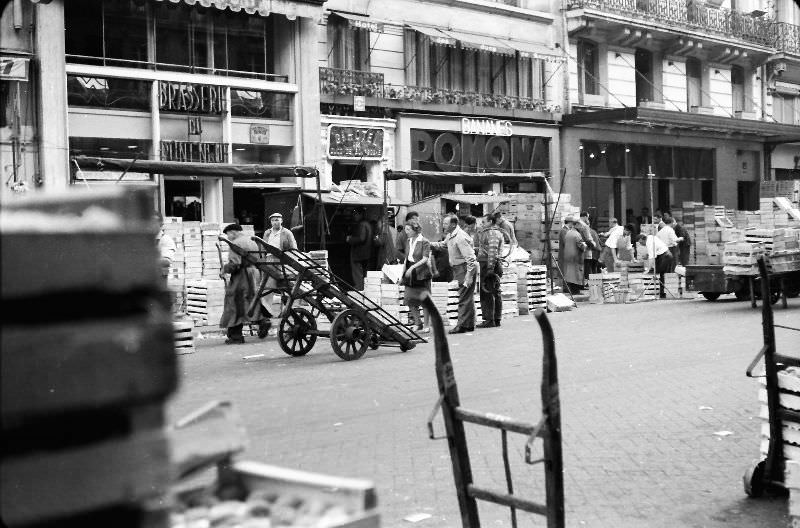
[262,213,298,327]
[220,224,271,344]
[562,216,587,294]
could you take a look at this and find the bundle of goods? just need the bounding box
[628,273,658,300]
[173,319,196,355]
[525,265,548,312]
[1,187,178,527]
[756,367,800,461]
[201,222,225,279]
[545,292,575,312]
[186,279,226,327]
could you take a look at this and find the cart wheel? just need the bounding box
[743,460,766,498]
[368,333,380,350]
[330,309,371,361]
[701,292,721,301]
[278,308,317,357]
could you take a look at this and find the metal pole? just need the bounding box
[648,166,659,299]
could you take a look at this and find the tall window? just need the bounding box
[578,40,599,95]
[686,58,702,110]
[518,57,545,100]
[731,65,746,113]
[635,48,653,103]
[65,0,147,66]
[155,3,210,71]
[773,93,798,125]
[328,17,370,71]
[214,11,272,75]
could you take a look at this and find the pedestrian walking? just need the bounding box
[475,212,504,328]
[346,206,373,290]
[600,217,624,272]
[638,233,673,298]
[219,223,270,344]
[562,216,587,294]
[395,211,419,262]
[401,222,432,334]
[432,214,476,334]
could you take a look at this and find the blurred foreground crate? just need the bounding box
[1,188,177,527]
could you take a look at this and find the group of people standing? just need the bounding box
[558,209,691,299]
[394,210,515,335]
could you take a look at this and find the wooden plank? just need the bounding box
[1,430,170,526]
[1,315,176,421]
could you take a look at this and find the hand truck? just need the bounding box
[423,294,565,528]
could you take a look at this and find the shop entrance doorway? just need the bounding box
[164,179,203,221]
[332,161,367,185]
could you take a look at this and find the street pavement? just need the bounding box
[168,294,800,527]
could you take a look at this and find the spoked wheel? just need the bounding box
[278,307,317,357]
[743,460,766,498]
[330,309,372,361]
[368,333,381,350]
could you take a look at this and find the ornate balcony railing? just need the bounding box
[570,0,774,47]
[383,84,560,113]
[319,67,385,97]
[772,22,800,55]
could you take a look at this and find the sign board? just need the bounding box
[161,140,228,163]
[353,96,366,112]
[159,81,226,114]
[0,57,29,81]
[250,124,270,144]
[461,118,512,136]
[327,125,384,159]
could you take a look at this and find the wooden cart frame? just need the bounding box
[219,236,426,361]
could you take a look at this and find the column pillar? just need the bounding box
[35,0,69,189]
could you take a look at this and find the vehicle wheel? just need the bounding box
[278,308,317,357]
[743,460,766,498]
[330,309,371,361]
[368,333,380,350]
[702,292,721,301]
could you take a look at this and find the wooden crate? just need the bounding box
[1,312,177,423]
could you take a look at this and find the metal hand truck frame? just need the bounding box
[423,294,565,528]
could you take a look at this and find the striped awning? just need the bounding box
[495,38,566,63]
[152,0,324,20]
[437,28,516,56]
[407,25,457,47]
[329,11,385,33]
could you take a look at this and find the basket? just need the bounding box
[613,288,631,304]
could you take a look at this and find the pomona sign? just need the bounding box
[461,118,512,136]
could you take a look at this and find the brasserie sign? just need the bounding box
[159,82,226,114]
[161,140,228,163]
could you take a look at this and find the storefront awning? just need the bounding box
[384,170,547,184]
[495,38,566,63]
[302,191,389,206]
[329,11,385,33]
[151,0,324,20]
[562,107,800,144]
[437,28,516,56]
[73,156,318,179]
[406,25,457,47]
[438,193,513,204]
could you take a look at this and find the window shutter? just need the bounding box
[416,33,431,87]
[518,56,531,99]
[404,29,417,86]
[463,50,477,92]
[504,54,517,96]
[451,47,463,91]
[532,58,544,100]
[478,51,491,93]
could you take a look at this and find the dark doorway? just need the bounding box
[657,179,670,212]
[701,180,713,204]
[686,58,702,110]
[332,161,367,185]
[635,48,653,104]
[737,181,758,211]
[233,188,270,235]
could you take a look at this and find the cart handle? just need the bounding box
[524,414,547,465]
[746,345,768,378]
[427,395,446,440]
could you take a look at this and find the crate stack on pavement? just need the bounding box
[525,265,548,312]
[587,273,621,304]
[379,279,408,324]
[499,268,520,319]
[430,281,451,326]
[1,188,178,527]
[182,221,203,282]
[201,222,225,279]
[186,279,226,327]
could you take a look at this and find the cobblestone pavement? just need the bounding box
[168,295,800,527]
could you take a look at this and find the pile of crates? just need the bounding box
[524,265,548,312]
[185,279,226,327]
[1,188,178,527]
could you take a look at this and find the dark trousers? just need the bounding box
[669,246,679,271]
[479,261,502,322]
[351,258,369,290]
[678,245,690,267]
[655,252,674,298]
[452,263,475,330]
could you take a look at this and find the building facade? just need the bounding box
[2,0,324,230]
[561,0,800,223]
[317,0,566,207]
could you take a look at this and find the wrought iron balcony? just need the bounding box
[772,22,800,56]
[319,67,385,97]
[568,0,774,48]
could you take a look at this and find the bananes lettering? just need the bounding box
[160,140,228,163]
[411,129,549,172]
[159,82,226,114]
[461,118,512,136]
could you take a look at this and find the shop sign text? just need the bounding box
[461,118,512,136]
[411,129,549,172]
[161,140,228,163]
[328,126,384,159]
[250,125,270,144]
[159,82,226,114]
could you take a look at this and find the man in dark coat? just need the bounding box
[562,216,587,294]
[219,224,269,344]
[346,207,373,290]
[673,219,691,266]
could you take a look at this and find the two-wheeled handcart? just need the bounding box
[743,257,800,497]
[219,235,426,361]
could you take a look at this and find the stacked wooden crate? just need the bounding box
[173,319,196,355]
[525,265,548,312]
[723,241,766,276]
[499,269,519,318]
[379,280,407,323]
[186,279,226,327]
[662,272,684,299]
[588,273,622,303]
[1,188,178,527]
[183,221,203,281]
[163,217,185,311]
[201,222,224,279]
[430,281,451,325]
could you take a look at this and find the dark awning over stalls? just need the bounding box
[561,107,800,145]
[383,170,548,184]
[72,156,319,179]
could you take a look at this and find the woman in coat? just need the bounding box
[562,217,587,294]
[402,222,432,333]
[219,224,269,344]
